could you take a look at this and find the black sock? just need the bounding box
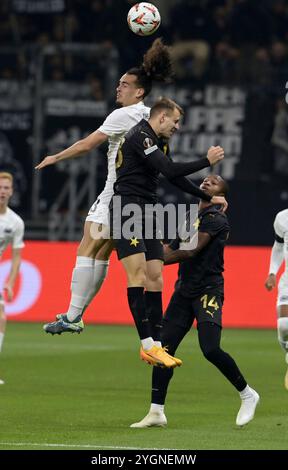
[145,291,163,343]
[127,287,151,340]
[150,320,186,405]
[205,348,247,391]
[151,366,174,404]
[198,322,247,392]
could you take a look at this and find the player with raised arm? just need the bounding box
[129,174,259,422]
[36,39,174,335]
[265,209,288,389]
[109,99,227,368]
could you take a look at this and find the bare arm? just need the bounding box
[164,232,211,265]
[35,130,108,170]
[264,273,277,291]
[4,248,22,301]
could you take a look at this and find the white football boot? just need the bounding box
[236,387,260,426]
[130,411,167,428]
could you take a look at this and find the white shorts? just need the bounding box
[85,184,114,226]
[86,200,110,226]
[277,274,288,306]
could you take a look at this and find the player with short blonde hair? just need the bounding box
[0,172,25,384]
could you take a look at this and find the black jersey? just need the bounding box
[114,119,166,202]
[170,206,230,297]
[113,119,211,203]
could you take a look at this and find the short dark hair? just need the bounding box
[150,97,184,118]
[218,177,229,196]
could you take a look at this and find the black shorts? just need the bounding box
[164,289,223,329]
[109,194,164,261]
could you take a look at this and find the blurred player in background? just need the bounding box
[130,175,259,426]
[0,172,25,384]
[35,39,174,335]
[265,209,288,390]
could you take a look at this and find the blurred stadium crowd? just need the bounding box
[1,0,288,89]
[0,0,287,243]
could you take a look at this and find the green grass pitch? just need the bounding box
[0,323,287,450]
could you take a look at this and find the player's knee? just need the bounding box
[277,317,288,341]
[201,346,221,363]
[146,271,163,291]
[0,309,6,324]
[77,240,103,258]
[128,267,147,286]
[95,241,113,261]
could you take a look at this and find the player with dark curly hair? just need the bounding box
[36,39,176,335]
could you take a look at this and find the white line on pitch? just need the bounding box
[0,442,168,450]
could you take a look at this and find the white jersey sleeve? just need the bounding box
[273,209,288,241]
[0,208,25,257]
[12,217,25,249]
[98,108,137,136]
[269,241,284,275]
[269,209,288,275]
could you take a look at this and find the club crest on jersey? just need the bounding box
[143,137,154,148]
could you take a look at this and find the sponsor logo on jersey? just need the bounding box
[143,137,154,148]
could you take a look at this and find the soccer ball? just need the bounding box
[127,2,161,36]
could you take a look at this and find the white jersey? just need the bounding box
[86,101,150,224]
[273,209,288,304]
[0,207,25,258]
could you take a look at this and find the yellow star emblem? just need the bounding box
[130,237,140,247]
[193,218,200,230]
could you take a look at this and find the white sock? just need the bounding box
[66,256,95,322]
[154,341,162,348]
[141,337,154,351]
[84,260,109,308]
[239,384,253,399]
[150,403,165,414]
[0,332,4,352]
[277,317,288,352]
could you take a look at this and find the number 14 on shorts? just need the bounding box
[201,294,219,318]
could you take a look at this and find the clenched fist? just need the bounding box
[207,146,224,166]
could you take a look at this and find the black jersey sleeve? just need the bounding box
[158,143,211,201]
[169,175,212,202]
[199,213,227,237]
[133,134,211,178]
[148,150,211,178]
